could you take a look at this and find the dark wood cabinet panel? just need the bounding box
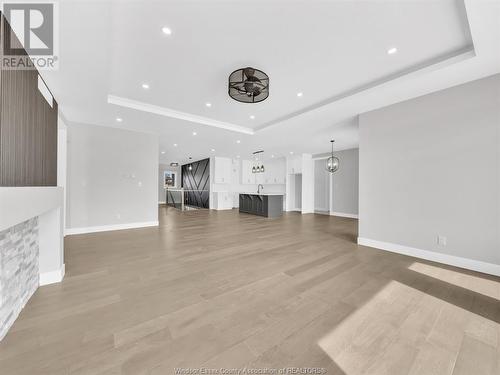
[0,14,58,186]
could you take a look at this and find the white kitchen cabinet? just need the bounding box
[213,192,233,210]
[287,155,302,175]
[263,158,286,184]
[214,157,231,184]
[241,160,255,184]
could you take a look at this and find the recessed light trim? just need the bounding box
[387,47,398,55]
[162,26,172,35]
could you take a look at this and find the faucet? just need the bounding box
[258,184,264,194]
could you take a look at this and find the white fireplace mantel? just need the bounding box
[0,187,65,285]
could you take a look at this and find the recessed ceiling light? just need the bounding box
[161,151,165,154]
[236,155,240,158]
[173,143,178,147]
[297,92,303,97]
[387,47,398,55]
[211,148,215,152]
[249,115,255,120]
[142,83,150,89]
[289,151,294,155]
[271,154,275,158]
[205,102,212,108]
[116,117,123,122]
[236,140,241,144]
[192,131,197,136]
[162,27,172,35]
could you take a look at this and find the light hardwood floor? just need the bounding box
[0,206,499,374]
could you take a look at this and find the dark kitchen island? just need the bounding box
[238,193,284,218]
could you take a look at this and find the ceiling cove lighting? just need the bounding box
[229,67,269,103]
[326,140,340,173]
[142,83,150,89]
[162,27,172,35]
[387,47,398,55]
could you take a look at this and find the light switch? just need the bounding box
[437,235,447,246]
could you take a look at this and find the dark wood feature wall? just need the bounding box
[0,14,58,186]
[181,158,210,208]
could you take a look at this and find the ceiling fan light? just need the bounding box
[229,67,269,103]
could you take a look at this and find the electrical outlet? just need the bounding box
[437,235,447,247]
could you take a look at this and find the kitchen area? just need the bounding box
[210,153,313,217]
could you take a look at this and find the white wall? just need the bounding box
[67,124,159,232]
[359,74,500,273]
[57,115,68,229]
[314,148,359,216]
[314,159,330,212]
[331,148,359,216]
[158,163,180,203]
[301,154,314,214]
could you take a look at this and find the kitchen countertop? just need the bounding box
[238,192,284,196]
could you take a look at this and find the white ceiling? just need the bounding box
[41,0,500,164]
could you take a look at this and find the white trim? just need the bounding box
[40,264,65,286]
[158,201,166,204]
[108,95,254,135]
[331,211,359,219]
[314,210,330,216]
[357,237,500,277]
[66,221,159,235]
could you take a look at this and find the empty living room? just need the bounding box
[0,1,499,374]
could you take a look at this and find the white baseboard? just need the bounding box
[66,221,159,235]
[331,212,359,219]
[158,201,166,204]
[314,210,330,216]
[357,237,500,277]
[40,264,65,286]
